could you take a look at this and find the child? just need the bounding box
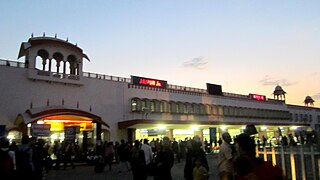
[193,157,209,180]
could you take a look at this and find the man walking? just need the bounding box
[218,132,234,180]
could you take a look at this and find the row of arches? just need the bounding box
[36,49,80,75]
[130,98,291,120]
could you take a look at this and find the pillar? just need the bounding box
[166,129,173,139]
[128,128,135,143]
[96,123,101,143]
[82,131,88,152]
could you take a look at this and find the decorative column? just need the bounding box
[63,61,66,75]
[56,61,60,74]
[48,59,52,72]
[42,58,46,70]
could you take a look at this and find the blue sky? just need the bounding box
[1,0,320,106]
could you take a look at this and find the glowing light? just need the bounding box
[249,94,266,101]
[37,120,44,124]
[220,126,227,131]
[241,126,246,130]
[157,125,166,130]
[291,126,298,130]
[190,125,199,130]
[44,120,92,123]
[50,134,58,139]
[27,123,31,128]
[261,126,267,131]
[7,135,13,140]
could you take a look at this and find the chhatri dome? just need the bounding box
[273,85,286,101]
[304,96,315,106]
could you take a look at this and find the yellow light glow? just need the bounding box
[261,126,267,131]
[291,126,298,130]
[220,126,227,131]
[44,120,92,123]
[50,134,58,139]
[191,125,199,130]
[7,135,13,140]
[157,125,166,130]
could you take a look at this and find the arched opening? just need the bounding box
[37,49,49,71]
[14,108,109,153]
[67,55,77,75]
[53,52,64,75]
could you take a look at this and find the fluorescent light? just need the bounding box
[157,125,166,130]
[220,126,227,131]
[191,125,199,130]
[37,120,44,124]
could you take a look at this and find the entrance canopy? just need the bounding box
[118,119,308,130]
[15,106,109,128]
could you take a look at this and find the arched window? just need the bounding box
[53,52,63,74]
[160,101,165,113]
[131,98,140,112]
[150,101,155,112]
[141,99,148,111]
[176,103,181,113]
[192,103,199,114]
[67,55,77,75]
[218,106,224,115]
[199,104,205,115]
[205,104,211,115]
[223,106,229,116]
[183,103,188,114]
[212,105,218,115]
[36,49,49,71]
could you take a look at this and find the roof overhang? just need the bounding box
[15,106,109,128]
[118,119,308,129]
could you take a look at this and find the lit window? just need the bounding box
[176,104,180,113]
[131,99,138,112]
[150,101,155,112]
[160,102,164,113]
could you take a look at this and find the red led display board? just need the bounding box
[249,94,266,101]
[131,76,167,88]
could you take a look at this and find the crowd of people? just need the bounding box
[0,135,81,180]
[218,132,286,180]
[1,132,293,180]
[91,136,210,180]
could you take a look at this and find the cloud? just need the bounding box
[313,93,320,100]
[259,75,298,86]
[182,56,208,70]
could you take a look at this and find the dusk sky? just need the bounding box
[1,1,319,106]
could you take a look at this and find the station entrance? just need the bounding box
[11,107,109,152]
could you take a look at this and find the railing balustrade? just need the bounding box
[257,145,320,180]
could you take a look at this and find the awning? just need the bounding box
[15,106,109,128]
[118,119,310,129]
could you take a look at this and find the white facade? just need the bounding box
[0,36,319,143]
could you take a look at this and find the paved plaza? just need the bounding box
[46,154,218,180]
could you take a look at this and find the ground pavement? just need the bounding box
[46,154,219,180]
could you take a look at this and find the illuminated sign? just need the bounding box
[131,76,167,88]
[249,94,266,101]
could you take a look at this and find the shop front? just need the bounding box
[119,119,310,148]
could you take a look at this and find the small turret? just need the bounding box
[273,85,286,101]
[304,96,315,106]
